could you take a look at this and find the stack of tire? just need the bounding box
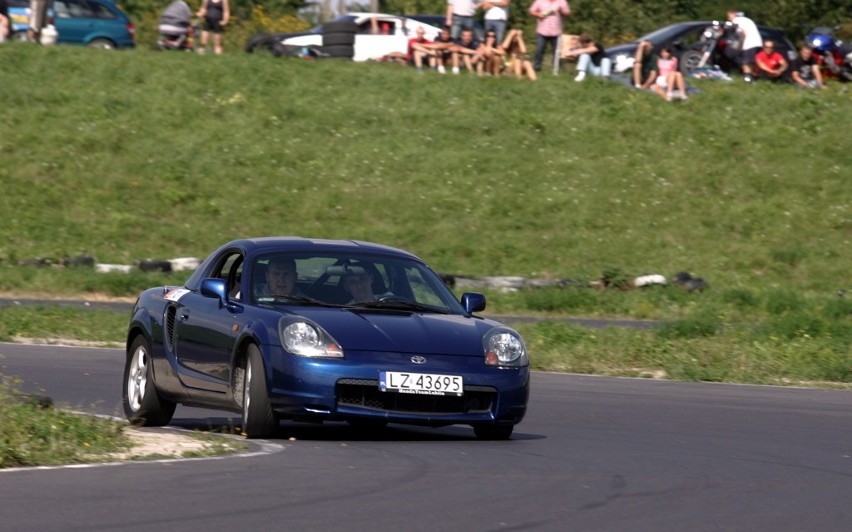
[321,21,357,60]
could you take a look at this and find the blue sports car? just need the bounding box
[123,237,530,439]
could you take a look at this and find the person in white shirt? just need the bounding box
[727,10,763,82]
[446,0,479,40]
[482,0,510,43]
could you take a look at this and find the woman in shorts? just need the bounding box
[197,0,229,55]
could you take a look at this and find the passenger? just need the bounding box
[565,33,611,81]
[341,266,389,303]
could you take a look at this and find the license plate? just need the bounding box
[379,371,463,397]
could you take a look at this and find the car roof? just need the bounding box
[222,237,421,259]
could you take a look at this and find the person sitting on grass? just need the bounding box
[790,45,826,89]
[499,29,537,80]
[656,47,688,101]
[564,33,611,81]
[632,40,658,91]
[754,40,789,82]
[477,30,505,76]
[450,28,482,74]
[424,25,456,74]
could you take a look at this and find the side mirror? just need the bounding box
[200,278,228,301]
[460,292,486,313]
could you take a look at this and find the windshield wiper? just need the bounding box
[257,294,338,307]
[351,299,448,314]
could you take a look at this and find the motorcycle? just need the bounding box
[806,26,852,82]
[678,20,738,75]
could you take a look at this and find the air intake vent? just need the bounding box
[165,306,176,350]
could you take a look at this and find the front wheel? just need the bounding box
[123,336,176,426]
[473,424,514,440]
[679,49,704,75]
[242,344,278,438]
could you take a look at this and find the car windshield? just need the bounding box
[250,251,464,313]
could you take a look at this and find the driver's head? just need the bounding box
[266,257,297,295]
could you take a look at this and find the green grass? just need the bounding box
[0,43,850,388]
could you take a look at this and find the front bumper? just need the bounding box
[264,346,530,426]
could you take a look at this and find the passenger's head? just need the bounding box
[265,257,298,295]
[341,265,374,303]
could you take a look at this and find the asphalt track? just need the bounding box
[2,343,852,531]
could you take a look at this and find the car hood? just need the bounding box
[292,307,497,356]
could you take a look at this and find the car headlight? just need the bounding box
[483,328,528,367]
[279,318,343,358]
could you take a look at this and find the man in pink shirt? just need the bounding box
[528,0,570,72]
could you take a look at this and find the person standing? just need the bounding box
[482,0,510,43]
[446,0,479,40]
[197,0,230,55]
[528,0,570,72]
[727,10,762,82]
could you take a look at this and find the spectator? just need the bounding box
[197,0,230,55]
[426,25,456,74]
[726,10,762,82]
[754,40,789,82]
[477,30,504,75]
[380,27,435,71]
[451,28,482,74]
[446,0,479,40]
[565,33,611,81]
[500,29,537,80]
[656,47,688,100]
[0,0,9,42]
[790,45,826,89]
[482,0,510,43]
[528,0,570,72]
[632,40,658,90]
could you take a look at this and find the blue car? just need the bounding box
[8,0,135,48]
[124,237,530,439]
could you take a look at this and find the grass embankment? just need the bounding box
[0,44,850,386]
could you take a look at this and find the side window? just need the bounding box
[90,2,116,19]
[405,267,445,307]
[66,0,96,18]
[211,252,244,299]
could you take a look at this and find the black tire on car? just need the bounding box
[473,424,514,440]
[242,344,278,438]
[322,44,355,59]
[88,38,116,49]
[123,335,176,426]
[679,49,704,75]
[322,21,358,35]
[322,32,355,47]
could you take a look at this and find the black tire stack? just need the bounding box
[322,21,357,59]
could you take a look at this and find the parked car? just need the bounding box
[123,237,530,439]
[606,21,796,75]
[7,0,135,48]
[245,12,442,61]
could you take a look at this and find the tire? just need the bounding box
[473,424,514,440]
[679,50,703,75]
[87,38,116,49]
[242,344,278,439]
[322,44,354,59]
[322,21,357,35]
[323,32,355,47]
[123,336,176,426]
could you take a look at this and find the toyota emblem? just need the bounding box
[410,356,427,365]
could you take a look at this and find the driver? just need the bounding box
[256,257,301,297]
[341,265,392,303]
